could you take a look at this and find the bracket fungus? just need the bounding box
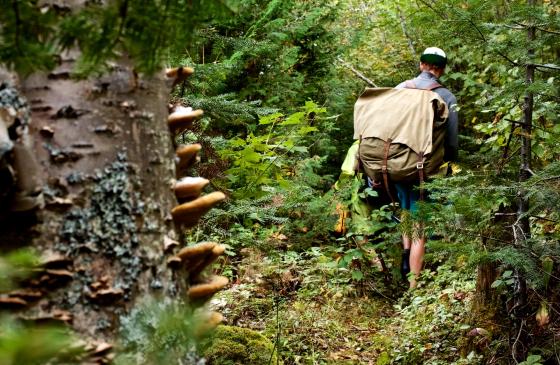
[176,143,202,172]
[40,252,72,269]
[38,269,74,287]
[21,310,73,325]
[163,235,180,253]
[87,288,124,305]
[171,191,226,227]
[0,296,28,309]
[177,241,217,262]
[167,106,203,134]
[173,241,226,280]
[174,176,209,200]
[188,244,226,280]
[167,256,182,269]
[7,289,43,302]
[194,311,224,338]
[166,66,194,87]
[187,275,229,301]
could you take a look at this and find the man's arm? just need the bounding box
[444,95,458,161]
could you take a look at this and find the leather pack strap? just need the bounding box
[425,81,442,90]
[381,139,397,209]
[404,79,441,91]
[417,151,425,201]
[404,80,416,89]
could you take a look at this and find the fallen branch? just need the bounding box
[336,57,378,87]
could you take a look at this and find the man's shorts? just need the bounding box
[395,182,421,213]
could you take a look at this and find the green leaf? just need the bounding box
[230,137,246,147]
[490,279,503,288]
[297,126,319,135]
[502,270,513,278]
[351,270,364,281]
[280,112,305,125]
[240,148,261,163]
[292,146,308,153]
[259,112,283,125]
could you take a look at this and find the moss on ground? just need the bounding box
[201,325,278,365]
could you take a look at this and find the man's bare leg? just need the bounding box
[402,235,411,250]
[408,236,425,288]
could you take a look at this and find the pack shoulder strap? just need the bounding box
[404,79,442,91]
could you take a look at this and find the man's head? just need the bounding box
[419,47,447,78]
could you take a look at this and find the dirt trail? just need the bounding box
[209,248,396,364]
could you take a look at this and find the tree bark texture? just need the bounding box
[1,53,181,341]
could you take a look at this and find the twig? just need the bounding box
[538,175,560,181]
[497,51,520,67]
[511,319,525,364]
[366,281,396,301]
[530,215,559,223]
[336,57,377,87]
[505,118,549,132]
[268,283,281,365]
[497,119,516,174]
[555,334,560,365]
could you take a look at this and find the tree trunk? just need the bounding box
[511,1,535,360]
[517,1,535,240]
[1,53,180,342]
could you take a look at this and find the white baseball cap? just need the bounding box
[420,47,447,67]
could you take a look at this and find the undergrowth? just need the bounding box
[210,239,482,364]
[372,264,479,365]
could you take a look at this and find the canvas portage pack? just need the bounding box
[353,82,449,189]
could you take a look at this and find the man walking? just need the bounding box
[396,47,459,288]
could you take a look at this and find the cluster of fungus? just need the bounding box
[165,65,228,329]
[0,65,230,363]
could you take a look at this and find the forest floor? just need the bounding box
[210,244,478,364]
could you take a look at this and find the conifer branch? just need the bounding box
[107,0,129,54]
[152,0,171,69]
[502,24,526,30]
[417,0,520,68]
[416,0,448,20]
[531,63,560,72]
[512,21,560,35]
[11,0,22,55]
[467,18,487,42]
[535,27,560,35]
